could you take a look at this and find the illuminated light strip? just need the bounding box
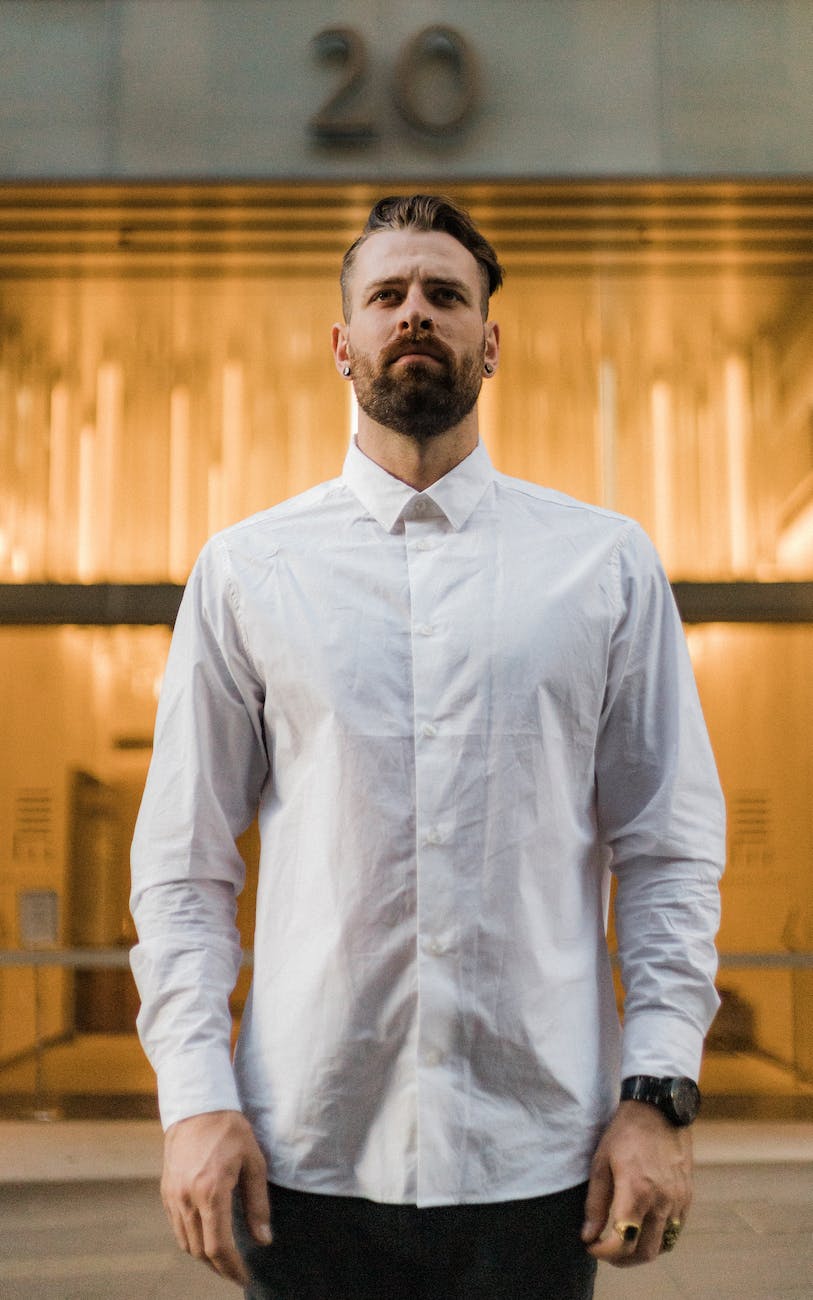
[724,355,751,575]
[651,379,673,563]
[168,385,191,581]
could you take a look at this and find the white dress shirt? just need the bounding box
[131,438,724,1208]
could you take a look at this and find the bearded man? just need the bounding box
[131,194,724,1299]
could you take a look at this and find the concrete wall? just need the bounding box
[0,0,811,181]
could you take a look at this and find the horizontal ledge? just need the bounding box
[0,582,812,627]
[671,581,813,623]
[0,584,184,626]
[2,948,813,970]
[0,947,253,969]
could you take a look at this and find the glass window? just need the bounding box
[0,627,168,1115]
[690,624,813,1116]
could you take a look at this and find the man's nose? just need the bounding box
[398,299,433,332]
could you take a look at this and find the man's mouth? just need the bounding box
[386,339,448,367]
[391,351,443,366]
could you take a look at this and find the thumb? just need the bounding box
[240,1148,272,1245]
[581,1156,612,1244]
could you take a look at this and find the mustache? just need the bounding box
[381,333,454,367]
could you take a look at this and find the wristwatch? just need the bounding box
[620,1075,701,1127]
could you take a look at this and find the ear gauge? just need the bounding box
[342,365,351,377]
[484,362,495,375]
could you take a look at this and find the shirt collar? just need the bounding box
[342,437,494,533]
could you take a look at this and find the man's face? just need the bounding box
[333,230,499,443]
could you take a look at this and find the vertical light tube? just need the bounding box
[48,382,71,577]
[10,542,29,578]
[650,379,673,562]
[222,360,244,525]
[96,361,123,577]
[776,497,813,572]
[169,384,191,581]
[208,463,224,537]
[597,359,617,511]
[0,367,8,575]
[77,424,96,580]
[724,355,751,575]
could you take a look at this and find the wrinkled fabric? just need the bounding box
[131,438,724,1207]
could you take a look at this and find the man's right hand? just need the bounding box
[161,1109,271,1286]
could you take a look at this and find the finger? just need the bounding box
[581,1157,613,1244]
[164,1198,191,1256]
[200,1185,249,1285]
[162,1181,206,1263]
[178,1198,208,1265]
[587,1215,644,1265]
[635,1212,670,1263]
[240,1153,273,1245]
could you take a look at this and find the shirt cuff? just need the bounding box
[621,1010,706,1082]
[156,1047,242,1130]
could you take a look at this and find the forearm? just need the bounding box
[130,878,244,1127]
[614,856,722,1078]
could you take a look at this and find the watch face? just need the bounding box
[668,1077,701,1124]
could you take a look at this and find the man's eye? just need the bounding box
[435,287,462,302]
[373,289,397,302]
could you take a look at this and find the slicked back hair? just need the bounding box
[340,194,504,320]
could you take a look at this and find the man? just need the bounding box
[131,194,725,1299]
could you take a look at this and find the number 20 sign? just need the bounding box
[309,25,481,142]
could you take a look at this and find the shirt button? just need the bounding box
[425,828,442,845]
[413,499,428,515]
[421,722,438,738]
[416,623,434,636]
[416,538,434,552]
[427,936,446,955]
[424,1048,442,1067]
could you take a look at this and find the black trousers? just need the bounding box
[234,1180,597,1300]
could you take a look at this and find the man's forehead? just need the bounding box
[352,228,480,289]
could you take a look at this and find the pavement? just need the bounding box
[0,1121,811,1299]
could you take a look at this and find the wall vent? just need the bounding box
[728,789,773,880]
[12,787,56,862]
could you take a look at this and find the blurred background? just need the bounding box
[1,0,812,1128]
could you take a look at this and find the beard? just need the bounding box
[348,332,484,444]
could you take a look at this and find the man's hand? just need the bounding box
[161,1109,271,1286]
[581,1100,692,1267]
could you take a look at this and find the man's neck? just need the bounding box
[355,415,479,491]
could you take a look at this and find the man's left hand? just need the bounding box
[581,1100,692,1266]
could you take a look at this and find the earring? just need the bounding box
[342,365,351,377]
[484,362,494,375]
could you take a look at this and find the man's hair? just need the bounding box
[340,194,504,319]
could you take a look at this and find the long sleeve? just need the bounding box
[595,523,726,1080]
[130,536,269,1128]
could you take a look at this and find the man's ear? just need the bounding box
[332,322,351,376]
[484,320,500,375]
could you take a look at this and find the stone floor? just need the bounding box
[0,1135,811,1299]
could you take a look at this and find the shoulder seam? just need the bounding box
[493,473,631,525]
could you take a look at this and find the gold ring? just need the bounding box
[613,1220,641,1246]
[661,1218,683,1252]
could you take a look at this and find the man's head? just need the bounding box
[333,196,502,446]
[340,194,503,321]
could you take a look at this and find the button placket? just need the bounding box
[405,513,462,1195]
